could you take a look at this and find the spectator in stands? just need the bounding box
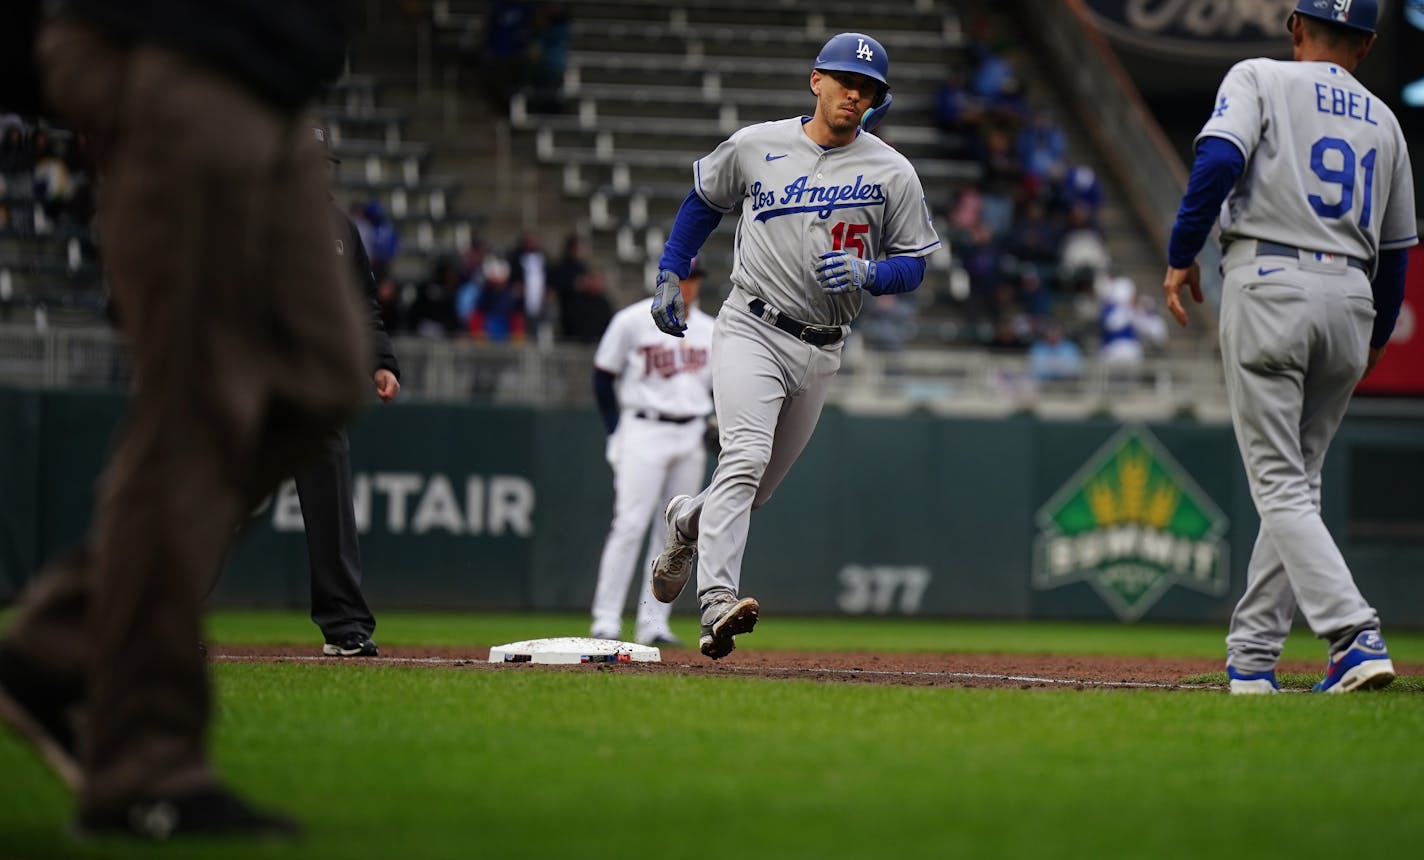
[932,67,982,159]
[859,293,918,352]
[482,0,532,112]
[1017,107,1066,183]
[0,122,28,175]
[361,199,399,277]
[1098,275,1145,366]
[978,126,1024,239]
[508,230,547,339]
[455,241,488,329]
[986,281,1032,351]
[374,271,406,334]
[1054,164,1103,224]
[1007,198,1061,284]
[547,232,587,313]
[470,256,525,342]
[0,269,14,320]
[1058,203,1110,296]
[1029,321,1083,383]
[31,131,71,231]
[523,2,570,113]
[408,257,461,337]
[559,267,613,344]
[960,222,1004,339]
[1132,290,1168,357]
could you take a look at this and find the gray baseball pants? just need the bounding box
[670,288,842,608]
[1219,242,1380,672]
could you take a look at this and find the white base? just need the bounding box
[488,637,662,665]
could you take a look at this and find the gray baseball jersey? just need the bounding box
[693,117,940,326]
[1199,58,1417,267]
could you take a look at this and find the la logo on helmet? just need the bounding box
[855,38,874,61]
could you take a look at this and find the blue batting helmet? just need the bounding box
[1287,0,1378,34]
[813,32,890,91]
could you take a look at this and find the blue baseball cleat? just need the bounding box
[1227,665,1280,695]
[1314,629,1395,693]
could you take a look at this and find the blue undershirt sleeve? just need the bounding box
[867,254,927,296]
[1371,248,1408,349]
[658,191,725,277]
[1168,136,1246,269]
[592,369,619,433]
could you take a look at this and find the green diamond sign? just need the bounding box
[1033,426,1229,620]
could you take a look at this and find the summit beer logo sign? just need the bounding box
[1033,427,1228,620]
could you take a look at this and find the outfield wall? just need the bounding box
[3,388,1422,626]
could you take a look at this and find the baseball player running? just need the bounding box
[589,263,714,646]
[1164,0,1416,694]
[648,33,939,659]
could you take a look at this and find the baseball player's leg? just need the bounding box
[1225,530,1298,672]
[693,310,841,606]
[1288,286,1379,640]
[293,428,375,646]
[1223,273,1375,639]
[750,341,841,510]
[591,423,666,638]
[635,443,706,641]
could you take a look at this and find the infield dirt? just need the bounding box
[212,645,1424,691]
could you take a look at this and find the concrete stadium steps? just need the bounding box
[437,0,960,35]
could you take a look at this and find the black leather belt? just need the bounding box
[1256,240,1368,273]
[747,298,844,347]
[633,410,698,425]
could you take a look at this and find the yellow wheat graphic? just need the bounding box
[1088,479,1119,525]
[1118,452,1148,520]
[1146,485,1179,529]
[1085,444,1180,529]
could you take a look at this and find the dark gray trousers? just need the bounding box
[293,428,375,642]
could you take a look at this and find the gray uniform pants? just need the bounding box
[1219,242,1379,672]
[671,288,842,607]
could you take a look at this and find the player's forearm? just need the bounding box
[1370,249,1408,348]
[592,368,619,433]
[659,191,724,277]
[1168,136,1245,268]
[865,254,927,295]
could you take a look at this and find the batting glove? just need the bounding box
[814,250,876,295]
[861,91,894,133]
[650,269,687,337]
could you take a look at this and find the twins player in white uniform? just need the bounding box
[589,266,714,646]
[1164,0,1416,694]
[647,33,940,659]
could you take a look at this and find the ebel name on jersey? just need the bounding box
[749,174,886,220]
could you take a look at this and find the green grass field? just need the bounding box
[2,612,1422,859]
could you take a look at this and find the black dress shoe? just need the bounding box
[0,644,82,790]
[77,785,301,840]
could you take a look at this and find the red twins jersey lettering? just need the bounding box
[638,342,709,378]
[693,117,939,326]
[1198,58,1417,264]
[595,298,714,417]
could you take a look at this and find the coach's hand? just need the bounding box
[651,269,687,337]
[1162,261,1202,327]
[814,250,876,294]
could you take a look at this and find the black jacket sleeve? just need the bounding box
[345,214,400,379]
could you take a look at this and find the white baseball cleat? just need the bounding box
[650,495,696,603]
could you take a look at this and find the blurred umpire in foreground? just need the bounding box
[0,0,366,840]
